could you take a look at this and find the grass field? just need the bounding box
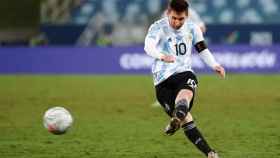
[0,74,279,158]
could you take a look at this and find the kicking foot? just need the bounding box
[164,117,180,136]
[208,151,219,158]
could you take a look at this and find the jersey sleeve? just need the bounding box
[146,23,161,42]
[144,23,164,59]
[192,24,204,44]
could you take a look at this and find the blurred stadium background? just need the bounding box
[1,0,280,46]
[0,0,280,158]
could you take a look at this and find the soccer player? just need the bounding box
[144,0,225,158]
[152,0,206,107]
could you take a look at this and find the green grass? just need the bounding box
[0,74,280,158]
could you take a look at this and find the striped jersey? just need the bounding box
[144,17,204,85]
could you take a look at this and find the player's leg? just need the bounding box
[155,78,183,135]
[181,113,219,158]
[174,89,193,120]
[155,81,176,117]
[164,89,192,135]
[164,72,196,135]
[164,72,219,157]
[177,92,218,158]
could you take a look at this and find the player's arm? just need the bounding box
[195,41,225,78]
[144,24,175,63]
[193,26,225,78]
[144,38,175,63]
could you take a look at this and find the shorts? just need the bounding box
[155,71,198,117]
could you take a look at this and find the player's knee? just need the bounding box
[176,89,193,102]
[184,90,193,99]
[174,99,189,121]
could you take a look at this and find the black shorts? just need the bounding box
[155,71,198,117]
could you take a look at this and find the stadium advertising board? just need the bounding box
[0,45,279,74]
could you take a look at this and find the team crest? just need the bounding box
[185,33,193,42]
[168,37,172,42]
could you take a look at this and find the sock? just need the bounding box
[174,99,189,120]
[182,121,212,156]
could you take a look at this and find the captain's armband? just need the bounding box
[195,41,207,53]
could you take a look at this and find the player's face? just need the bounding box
[168,10,187,30]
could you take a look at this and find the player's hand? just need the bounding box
[160,55,176,63]
[214,65,226,79]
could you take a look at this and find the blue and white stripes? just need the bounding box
[145,17,204,85]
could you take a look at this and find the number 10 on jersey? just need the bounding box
[175,43,187,56]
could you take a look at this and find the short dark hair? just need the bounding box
[169,0,189,13]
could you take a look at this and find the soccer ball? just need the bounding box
[43,106,73,135]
